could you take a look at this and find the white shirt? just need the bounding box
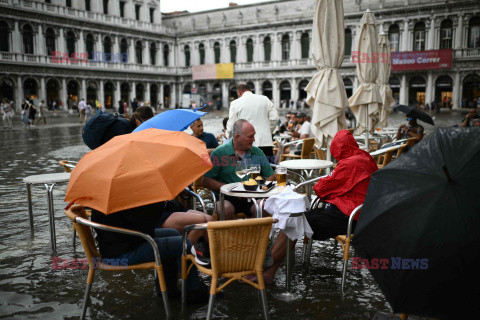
[298,120,312,138]
[78,100,86,110]
[226,91,279,147]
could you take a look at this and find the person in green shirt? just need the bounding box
[202,119,275,219]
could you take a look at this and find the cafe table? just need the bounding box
[23,172,71,252]
[219,182,285,220]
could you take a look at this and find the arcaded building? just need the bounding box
[1,0,479,111]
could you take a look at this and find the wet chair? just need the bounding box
[279,138,315,162]
[181,217,274,320]
[59,160,78,173]
[65,205,171,320]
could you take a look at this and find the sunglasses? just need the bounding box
[406,117,413,121]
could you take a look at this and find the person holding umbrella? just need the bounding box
[396,117,424,141]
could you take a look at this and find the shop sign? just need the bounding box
[391,49,452,71]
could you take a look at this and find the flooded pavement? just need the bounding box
[0,109,466,319]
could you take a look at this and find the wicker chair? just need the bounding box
[65,205,171,319]
[279,138,315,162]
[181,217,274,320]
[59,160,77,173]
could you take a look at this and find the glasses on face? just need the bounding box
[407,118,413,121]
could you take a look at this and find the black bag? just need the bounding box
[82,111,132,149]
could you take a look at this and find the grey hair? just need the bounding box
[232,119,249,137]
[236,82,250,93]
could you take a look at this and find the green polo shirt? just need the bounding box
[204,140,274,184]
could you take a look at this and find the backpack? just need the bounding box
[82,111,132,149]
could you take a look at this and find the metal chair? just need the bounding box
[59,160,77,173]
[181,217,274,320]
[65,204,171,319]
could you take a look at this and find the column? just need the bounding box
[452,72,461,110]
[427,18,435,50]
[402,20,409,51]
[291,78,298,107]
[454,15,464,58]
[60,78,67,109]
[273,33,280,61]
[131,81,136,100]
[425,72,434,105]
[16,76,23,109]
[254,80,260,95]
[171,83,177,107]
[81,79,86,100]
[221,39,229,63]
[272,78,279,108]
[40,77,46,101]
[400,74,408,105]
[291,31,298,61]
[96,34,103,59]
[113,35,119,57]
[37,24,45,55]
[206,40,214,64]
[58,28,65,54]
[142,40,149,65]
[112,0,120,16]
[145,83,151,104]
[99,80,104,109]
[115,81,121,112]
[221,81,228,108]
[159,83,164,108]
[12,21,21,53]
[78,30,85,54]
[126,0,135,20]
[169,43,174,67]
[141,3,148,22]
[254,35,261,62]
[91,0,102,13]
[238,36,247,63]
[128,38,135,64]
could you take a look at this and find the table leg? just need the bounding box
[219,192,225,221]
[45,183,57,253]
[26,183,34,237]
[252,198,260,218]
[286,238,292,292]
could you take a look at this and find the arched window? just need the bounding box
[230,40,236,63]
[246,38,253,62]
[214,41,220,63]
[199,43,205,65]
[85,33,94,60]
[66,31,76,57]
[263,36,271,61]
[45,28,55,56]
[281,34,290,60]
[0,22,9,52]
[103,0,109,15]
[163,44,169,66]
[413,22,426,51]
[150,42,156,65]
[104,36,112,61]
[136,41,143,64]
[120,38,128,55]
[345,28,352,56]
[389,24,400,51]
[301,32,309,59]
[184,45,190,67]
[440,19,453,49]
[468,16,480,48]
[22,24,34,54]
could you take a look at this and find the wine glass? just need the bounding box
[235,160,250,181]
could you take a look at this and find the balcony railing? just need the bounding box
[0,0,173,34]
[455,48,480,58]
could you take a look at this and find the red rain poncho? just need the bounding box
[313,130,378,219]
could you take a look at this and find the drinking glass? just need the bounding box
[276,166,287,186]
[235,160,250,181]
[250,165,261,179]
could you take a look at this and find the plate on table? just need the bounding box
[228,181,276,193]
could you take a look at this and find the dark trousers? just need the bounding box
[259,146,275,164]
[305,203,356,240]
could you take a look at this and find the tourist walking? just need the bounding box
[20,99,29,127]
[28,100,37,127]
[35,100,47,126]
[226,83,279,162]
[1,99,14,129]
[78,98,86,123]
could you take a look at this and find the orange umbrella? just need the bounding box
[65,128,212,214]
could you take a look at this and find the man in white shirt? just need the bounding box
[292,112,312,139]
[78,98,86,123]
[226,83,279,162]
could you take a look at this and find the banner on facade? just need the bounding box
[192,63,234,80]
[391,49,452,71]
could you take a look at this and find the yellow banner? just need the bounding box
[216,63,234,79]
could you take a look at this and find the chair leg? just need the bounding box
[181,278,187,310]
[259,289,269,320]
[156,268,171,319]
[72,230,76,248]
[306,238,312,265]
[206,294,215,320]
[81,283,92,320]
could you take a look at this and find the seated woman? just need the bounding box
[91,200,211,303]
[257,130,378,284]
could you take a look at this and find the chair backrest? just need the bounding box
[300,138,315,159]
[59,160,76,173]
[207,217,273,274]
[314,147,326,160]
[65,205,101,262]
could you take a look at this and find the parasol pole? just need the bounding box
[365,104,369,151]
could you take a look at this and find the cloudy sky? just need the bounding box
[161,0,276,13]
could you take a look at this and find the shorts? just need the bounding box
[156,201,189,227]
[304,203,356,241]
[224,195,254,217]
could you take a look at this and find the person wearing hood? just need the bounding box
[258,130,378,284]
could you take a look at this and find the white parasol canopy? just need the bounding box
[305,0,348,148]
[348,10,382,145]
[377,33,395,128]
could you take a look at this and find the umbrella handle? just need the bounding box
[193,104,208,112]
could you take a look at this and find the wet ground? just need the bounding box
[0,108,466,319]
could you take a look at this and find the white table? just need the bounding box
[369,139,408,156]
[219,182,285,220]
[23,172,71,252]
[279,159,333,179]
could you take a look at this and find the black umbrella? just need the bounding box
[352,128,480,319]
[392,104,435,126]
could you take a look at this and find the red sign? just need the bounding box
[391,49,452,71]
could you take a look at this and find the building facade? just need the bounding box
[1,0,479,111]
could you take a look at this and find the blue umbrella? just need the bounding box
[133,105,207,133]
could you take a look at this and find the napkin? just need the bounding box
[264,186,313,240]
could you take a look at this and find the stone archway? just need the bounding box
[46,78,60,103]
[408,75,426,106]
[0,77,14,101]
[104,81,114,109]
[23,78,38,100]
[262,80,272,100]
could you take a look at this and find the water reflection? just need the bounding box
[0,110,465,319]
